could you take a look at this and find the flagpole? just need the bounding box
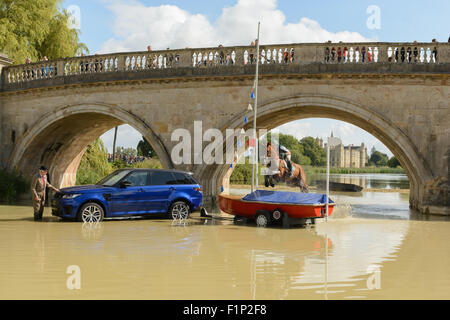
[251,22,261,193]
[326,137,330,222]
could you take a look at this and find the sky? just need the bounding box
[62,0,450,157]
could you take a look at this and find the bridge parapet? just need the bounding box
[2,42,449,88]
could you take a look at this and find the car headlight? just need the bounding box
[62,194,82,199]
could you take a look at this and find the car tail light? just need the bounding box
[194,187,202,193]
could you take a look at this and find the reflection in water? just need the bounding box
[0,199,449,299]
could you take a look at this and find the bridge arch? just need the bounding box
[8,103,173,188]
[199,94,433,210]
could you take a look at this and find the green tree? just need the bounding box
[137,136,157,158]
[76,139,113,185]
[387,156,401,168]
[0,0,88,64]
[300,137,326,166]
[369,151,389,167]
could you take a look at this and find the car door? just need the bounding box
[146,171,177,213]
[109,170,150,216]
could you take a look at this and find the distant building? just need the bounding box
[325,133,368,168]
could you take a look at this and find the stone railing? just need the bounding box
[2,42,449,85]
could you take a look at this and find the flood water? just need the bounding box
[1,174,450,300]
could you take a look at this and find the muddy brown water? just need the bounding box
[1,192,450,299]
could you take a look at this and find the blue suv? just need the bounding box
[52,169,203,222]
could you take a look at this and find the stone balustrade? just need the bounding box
[2,42,449,86]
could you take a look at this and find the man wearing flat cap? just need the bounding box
[31,166,60,221]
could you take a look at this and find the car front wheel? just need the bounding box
[78,202,104,223]
[169,201,191,220]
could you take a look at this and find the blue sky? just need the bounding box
[62,0,449,157]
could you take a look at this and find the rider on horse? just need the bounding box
[279,145,294,177]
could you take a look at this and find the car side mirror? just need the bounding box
[120,181,132,188]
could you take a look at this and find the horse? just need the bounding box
[263,142,309,193]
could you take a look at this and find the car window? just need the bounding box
[184,174,199,185]
[150,171,177,185]
[172,172,194,185]
[97,170,132,186]
[124,171,149,187]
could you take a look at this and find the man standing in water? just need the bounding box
[31,166,60,221]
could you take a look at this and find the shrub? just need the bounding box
[0,169,29,203]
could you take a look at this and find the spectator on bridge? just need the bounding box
[343,47,348,63]
[413,47,419,63]
[147,45,152,52]
[361,46,366,63]
[407,47,412,63]
[337,47,342,63]
[41,56,49,77]
[324,47,330,62]
[31,166,60,221]
[432,47,438,62]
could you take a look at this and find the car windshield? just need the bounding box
[96,170,132,187]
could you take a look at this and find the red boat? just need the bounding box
[218,190,335,227]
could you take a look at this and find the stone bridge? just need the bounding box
[0,42,449,215]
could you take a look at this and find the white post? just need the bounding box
[326,138,330,222]
[251,22,261,193]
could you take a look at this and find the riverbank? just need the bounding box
[304,166,405,174]
[229,184,410,193]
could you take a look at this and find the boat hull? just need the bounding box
[218,194,334,219]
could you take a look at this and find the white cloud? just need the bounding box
[99,0,369,53]
[276,121,312,141]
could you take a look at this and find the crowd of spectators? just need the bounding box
[107,154,147,165]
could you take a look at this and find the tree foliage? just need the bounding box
[387,156,401,168]
[76,139,113,185]
[137,136,157,158]
[299,137,326,166]
[0,0,88,64]
[369,151,389,167]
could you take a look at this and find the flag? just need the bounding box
[230,163,233,168]
[221,185,224,192]
[251,91,255,99]
[244,116,248,124]
[248,103,253,111]
[248,139,257,147]
[237,139,242,147]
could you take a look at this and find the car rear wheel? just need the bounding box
[169,201,191,220]
[78,202,104,223]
